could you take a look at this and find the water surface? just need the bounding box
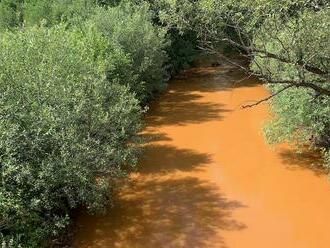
[74,62,330,248]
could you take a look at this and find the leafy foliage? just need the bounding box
[0,1,173,246]
[154,0,330,167]
[140,0,200,73]
[0,0,86,29]
[0,25,144,246]
[0,0,177,245]
[258,8,330,166]
[90,2,168,102]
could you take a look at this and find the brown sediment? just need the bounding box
[73,61,330,248]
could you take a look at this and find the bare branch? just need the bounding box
[242,84,294,108]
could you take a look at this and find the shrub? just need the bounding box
[0,0,99,30]
[23,0,98,27]
[0,1,173,246]
[0,0,22,30]
[252,8,330,167]
[90,2,168,102]
[0,25,142,246]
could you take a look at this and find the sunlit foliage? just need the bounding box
[0,1,169,246]
[154,0,330,166]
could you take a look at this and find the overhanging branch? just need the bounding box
[221,38,330,78]
[242,84,294,108]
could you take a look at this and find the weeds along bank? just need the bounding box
[0,1,197,247]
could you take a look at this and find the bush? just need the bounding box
[23,0,98,27]
[0,1,173,246]
[90,2,168,102]
[146,0,200,73]
[0,25,142,246]
[0,0,99,30]
[264,84,330,168]
[0,0,22,30]
[252,8,330,167]
[0,0,171,102]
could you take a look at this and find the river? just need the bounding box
[73,59,330,248]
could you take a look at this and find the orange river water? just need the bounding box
[73,61,330,248]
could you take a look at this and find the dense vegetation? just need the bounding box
[155,0,330,165]
[0,24,143,246]
[0,1,173,247]
[0,0,329,247]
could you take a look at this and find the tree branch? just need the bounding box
[257,76,330,96]
[242,84,294,108]
[221,38,329,78]
[197,42,330,97]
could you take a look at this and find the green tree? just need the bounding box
[0,25,142,246]
[154,0,330,166]
[90,2,168,102]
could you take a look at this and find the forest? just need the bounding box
[0,0,329,247]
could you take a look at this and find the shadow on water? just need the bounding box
[75,176,246,248]
[140,132,173,143]
[146,66,261,127]
[146,80,228,127]
[74,62,249,248]
[147,91,229,127]
[138,144,212,174]
[278,147,327,176]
